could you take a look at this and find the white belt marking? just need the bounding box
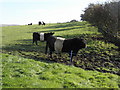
[54,37,65,53]
[40,33,44,41]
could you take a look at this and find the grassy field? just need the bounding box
[1,21,120,88]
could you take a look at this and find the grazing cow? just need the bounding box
[38,21,42,25]
[42,21,45,25]
[44,35,86,62]
[32,32,54,45]
[28,23,32,25]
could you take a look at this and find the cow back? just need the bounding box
[62,38,86,52]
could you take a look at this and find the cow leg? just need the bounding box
[33,39,36,45]
[70,50,73,63]
[49,49,53,58]
[49,47,53,58]
[69,50,77,65]
[33,40,38,45]
[35,41,38,45]
[45,42,53,58]
[45,42,48,54]
[33,40,35,44]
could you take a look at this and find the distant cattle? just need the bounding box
[28,23,32,25]
[38,21,42,25]
[42,21,45,25]
[38,21,45,25]
[39,33,87,62]
[32,32,54,45]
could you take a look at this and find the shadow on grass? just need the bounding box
[2,39,54,64]
[39,26,84,33]
[44,22,87,29]
[27,27,84,33]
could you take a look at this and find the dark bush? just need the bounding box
[81,1,120,50]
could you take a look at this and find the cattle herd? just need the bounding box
[28,21,45,25]
[33,32,87,62]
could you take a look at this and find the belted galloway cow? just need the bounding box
[38,33,87,62]
[32,32,54,45]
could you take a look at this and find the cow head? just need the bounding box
[79,38,87,49]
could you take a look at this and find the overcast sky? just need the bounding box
[0,0,111,25]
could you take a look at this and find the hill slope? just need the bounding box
[1,22,120,88]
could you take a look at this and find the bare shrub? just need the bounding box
[81,1,120,49]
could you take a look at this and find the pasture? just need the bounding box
[1,21,120,88]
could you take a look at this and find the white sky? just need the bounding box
[0,0,112,25]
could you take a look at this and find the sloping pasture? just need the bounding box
[1,22,120,88]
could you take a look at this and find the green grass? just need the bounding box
[2,53,119,88]
[1,21,120,88]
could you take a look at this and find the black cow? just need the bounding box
[28,23,32,25]
[38,21,42,25]
[42,21,45,25]
[32,32,54,45]
[44,34,86,62]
